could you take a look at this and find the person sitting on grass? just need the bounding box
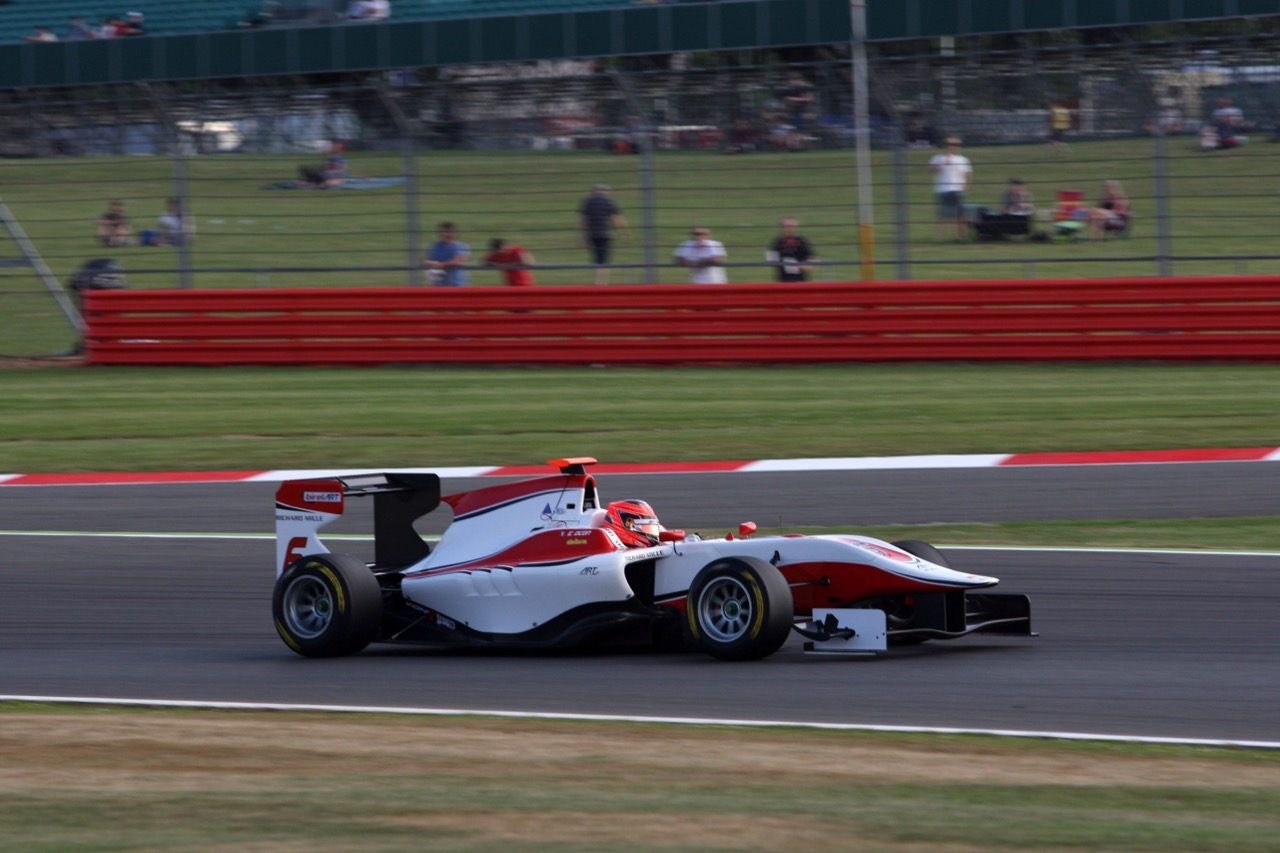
[1087,180,1130,241]
[96,200,131,247]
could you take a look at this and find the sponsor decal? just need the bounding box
[565,538,589,546]
[304,491,342,503]
[540,502,569,521]
[276,512,327,522]
[623,547,667,562]
[282,536,308,572]
[579,566,600,575]
[847,539,915,562]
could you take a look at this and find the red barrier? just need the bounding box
[83,277,1280,366]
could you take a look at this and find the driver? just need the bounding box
[603,499,663,547]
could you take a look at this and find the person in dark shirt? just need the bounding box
[579,184,629,285]
[97,200,131,247]
[767,216,815,282]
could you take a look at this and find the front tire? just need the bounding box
[891,539,950,567]
[887,540,950,646]
[686,557,794,661]
[273,553,382,657]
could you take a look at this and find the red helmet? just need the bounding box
[604,499,662,547]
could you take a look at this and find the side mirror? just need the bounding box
[738,522,757,538]
[658,529,686,542]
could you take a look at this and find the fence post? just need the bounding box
[611,68,658,285]
[851,0,875,281]
[1152,127,1173,278]
[141,82,194,289]
[375,80,423,287]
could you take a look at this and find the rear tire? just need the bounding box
[686,557,794,661]
[273,553,382,657]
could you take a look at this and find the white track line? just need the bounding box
[1,695,1276,749]
[741,454,1012,471]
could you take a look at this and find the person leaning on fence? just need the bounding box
[424,221,470,287]
[929,137,972,241]
[674,226,728,285]
[580,184,629,285]
[97,200,131,247]
[767,216,815,282]
[485,238,536,287]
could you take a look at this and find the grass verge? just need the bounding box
[1,707,1278,853]
[2,363,1277,473]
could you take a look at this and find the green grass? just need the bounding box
[4,136,1280,356]
[2,363,1276,473]
[1,707,1278,852]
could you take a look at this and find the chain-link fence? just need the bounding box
[5,32,1280,356]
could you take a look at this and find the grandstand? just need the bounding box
[0,0,635,43]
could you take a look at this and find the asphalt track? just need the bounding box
[2,462,1278,743]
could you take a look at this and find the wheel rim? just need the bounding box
[696,575,754,643]
[282,575,335,639]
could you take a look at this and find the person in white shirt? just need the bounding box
[673,226,728,284]
[929,136,973,241]
[346,0,390,19]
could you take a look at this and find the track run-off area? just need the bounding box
[2,457,1278,748]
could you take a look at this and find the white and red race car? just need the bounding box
[273,458,1033,660]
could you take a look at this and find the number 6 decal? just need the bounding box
[283,536,309,573]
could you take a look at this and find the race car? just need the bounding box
[273,457,1033,660]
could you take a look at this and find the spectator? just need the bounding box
[1087,180,1130,241]
[157,198,193,247]
[1001,178,1034,217]
[119,11,147,36]
[1211,96,1247,148]
[769,119,801,152]
[579,184,628,285]
[97,17,121,39]
[1199,123,1221,151]
[23,27,59,43]
[781,73,814,132]
[722,117,757,154]
[345,0,391,20]
[424,221,470,287]
[485,239,536,287]
[766,216,815,282]
[297,153,347,187]
[906,115,938,148]
[1048,101,1072,155]
[673,226,728,284]
[323,153,347,185]
[65,17,98,40]
[929,136,972,241]
[96,200,131,247]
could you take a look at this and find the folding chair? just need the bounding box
[1052,190,1086,240]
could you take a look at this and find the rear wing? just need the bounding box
[275,472,441,576]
